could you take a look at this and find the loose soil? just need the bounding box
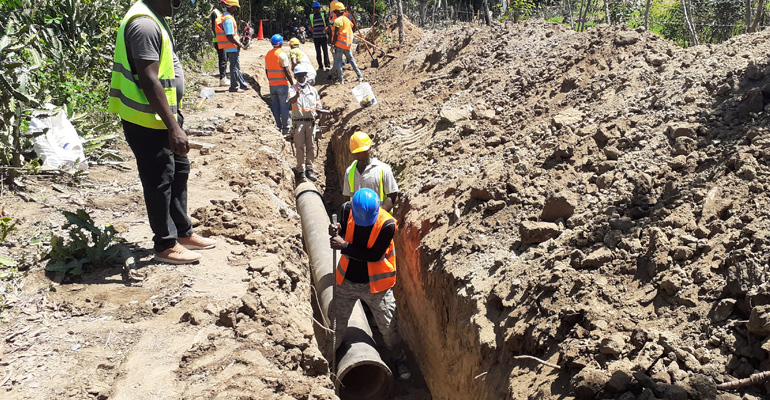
[3,17,770,400]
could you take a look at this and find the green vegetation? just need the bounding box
[0,0,214,184]
[529,0,769,47]
[44,209,128,276]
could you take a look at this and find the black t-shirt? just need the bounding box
[338,202,396,284]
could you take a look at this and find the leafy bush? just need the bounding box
[44,209,127,276]
[0,18,47,175]
[0,0,213,179]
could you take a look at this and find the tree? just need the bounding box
[398,0,405,43]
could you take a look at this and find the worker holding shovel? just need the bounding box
[287,65,323,183]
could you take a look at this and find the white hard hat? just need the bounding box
[294,65,308,75]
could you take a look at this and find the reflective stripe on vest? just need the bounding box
[108,0,178,130]
[215,14,238,49]
[310,12,327,37]
[336,208,397,293]
[212,9,222,43]
[265,48,289,87]
[348,160,385,202]
[334,16,353,50]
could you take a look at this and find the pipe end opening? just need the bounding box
[338,362,393,400]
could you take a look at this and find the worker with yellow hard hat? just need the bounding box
[343,132,399,212]
[216,0,249,92]
[330,1,363,84]
[288,37,316,85]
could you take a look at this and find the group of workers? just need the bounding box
[108,0,409,385]
[208,0,365,184]
[210,0,250,92]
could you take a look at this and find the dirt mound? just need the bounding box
[325,20,770,399]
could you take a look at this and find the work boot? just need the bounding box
[294,169,307,183]
[154,244,202,265]
[220,77,230,87]
[178,233,217,250]
[395,355,411,380]
[305,170,318,182]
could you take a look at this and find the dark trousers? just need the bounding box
[213,42,226,78]
[122,118,193,252]
[313,36,331,69]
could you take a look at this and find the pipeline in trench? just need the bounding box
[295,181,394,400]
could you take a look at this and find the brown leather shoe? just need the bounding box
[178,233,217,250]
[154,244,201,265]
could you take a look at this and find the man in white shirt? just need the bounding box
[288,65,322,183]
[342,131,399,212]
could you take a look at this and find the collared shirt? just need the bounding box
[287,83,321,120]
[342,158,399,198]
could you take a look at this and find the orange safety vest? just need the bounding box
[333,16,353,51]
[336,208,397,294]
[215,14,238,50]
[265,48,289,87]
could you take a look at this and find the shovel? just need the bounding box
[348,12,379,68]
[196,87,215,108]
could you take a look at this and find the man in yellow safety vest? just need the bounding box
[209,0,228,86]
[329,188,411,380]
[109,0,217,264]
[343,131,399,212]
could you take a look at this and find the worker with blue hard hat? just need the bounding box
[329,188,412,380]
[309,0,331,71]
[265,33,294,136]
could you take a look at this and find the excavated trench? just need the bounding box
[323,125,495,400]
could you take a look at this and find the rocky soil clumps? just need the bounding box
[327,19,770,399]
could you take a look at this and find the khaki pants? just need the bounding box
[333,279,404,360]
[293,120,315,172]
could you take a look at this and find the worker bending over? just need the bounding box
[289,37,316,85]
[343,131,398,212]
[329,188,411,380]
[288,65,322,183]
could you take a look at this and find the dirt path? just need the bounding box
[0,36,432,400]
[0,40,313,399]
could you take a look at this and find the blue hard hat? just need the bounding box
[271,34,283,46]
[351,189,381,226]
[312,1,320,7]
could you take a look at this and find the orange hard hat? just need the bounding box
[349,131,372,153]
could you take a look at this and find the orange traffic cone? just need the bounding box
[257,20,264,40]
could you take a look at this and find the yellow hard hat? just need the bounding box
[349,131,372,153]
[225,0,239,7]
[289,37,300,46]
[331,1,345,11]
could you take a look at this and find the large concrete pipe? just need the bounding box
[295,182,394,399]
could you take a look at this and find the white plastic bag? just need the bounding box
[31,105,88,171]
[352,82,377,108]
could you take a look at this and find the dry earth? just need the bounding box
[3,17,770,400]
